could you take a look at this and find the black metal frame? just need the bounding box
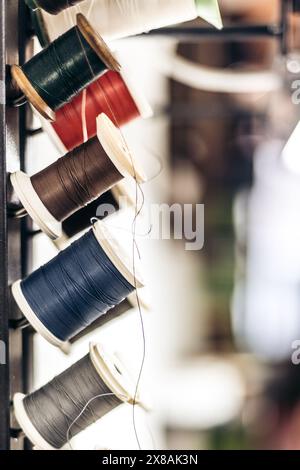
[139,0,292,55]
[0,0,9,451]
[0,0,32,450]
[140,24,284,40]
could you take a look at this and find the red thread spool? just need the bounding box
[51,71,152,151]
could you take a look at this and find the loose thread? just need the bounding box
[51,72,141,151]
[35,0,198,43]
[53,2,149,450]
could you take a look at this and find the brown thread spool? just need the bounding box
[10,114,146,240]
[31,136,122,222]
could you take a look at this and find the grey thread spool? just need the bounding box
[14,344,140,449]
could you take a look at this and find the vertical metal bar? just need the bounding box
[19,0,34,413]
[6,0,30,450]
[0,0,9,451]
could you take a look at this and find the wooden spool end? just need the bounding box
[76,13,121,73]
[11,65,55,121]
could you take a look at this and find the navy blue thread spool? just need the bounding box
[11,220,144,351]
[71,287,150,343]
[13,343,141,450]
[10,14,120,121]
[10,114,146,241]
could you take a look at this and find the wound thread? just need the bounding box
[20,228,135,342]
[23,354,121,449]
[61,189,119,238]
[52,71,141,151]
[31,136,123,222]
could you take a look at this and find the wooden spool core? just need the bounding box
[76,13,120,73]
[11,64,55,121]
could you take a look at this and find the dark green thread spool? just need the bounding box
[11,14,120,121]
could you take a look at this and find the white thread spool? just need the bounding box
[35,0,200,42]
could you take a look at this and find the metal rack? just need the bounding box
[0,0,32,450]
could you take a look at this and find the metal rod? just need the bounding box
[136,24,283,41]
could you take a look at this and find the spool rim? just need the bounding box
[76,13,120,73]
[11,65,55,121]
[111,178,137,209]
[12,280,71,353]
[10,171,62,240]
[89,343,139,405]
[97,113,146,184]
[14,393,56,450]
[127,288,151,312]
[92,220,144,289]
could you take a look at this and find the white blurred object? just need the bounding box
[39,0,222,44]
[159,360,244,429]
[157,47,282,93]
[232,140,300,361]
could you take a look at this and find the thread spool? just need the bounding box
[31,0,222,45]
[11,14,120,121]
[14,343,140,450]
[41,70,153,153]
[26,0,85,15]
[54,178,138,249]
[61,191,119,239]
[10,114,146,240]
[11,220,144,350]
[71,288,150,343]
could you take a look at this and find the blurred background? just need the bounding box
[27,0,300,450]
